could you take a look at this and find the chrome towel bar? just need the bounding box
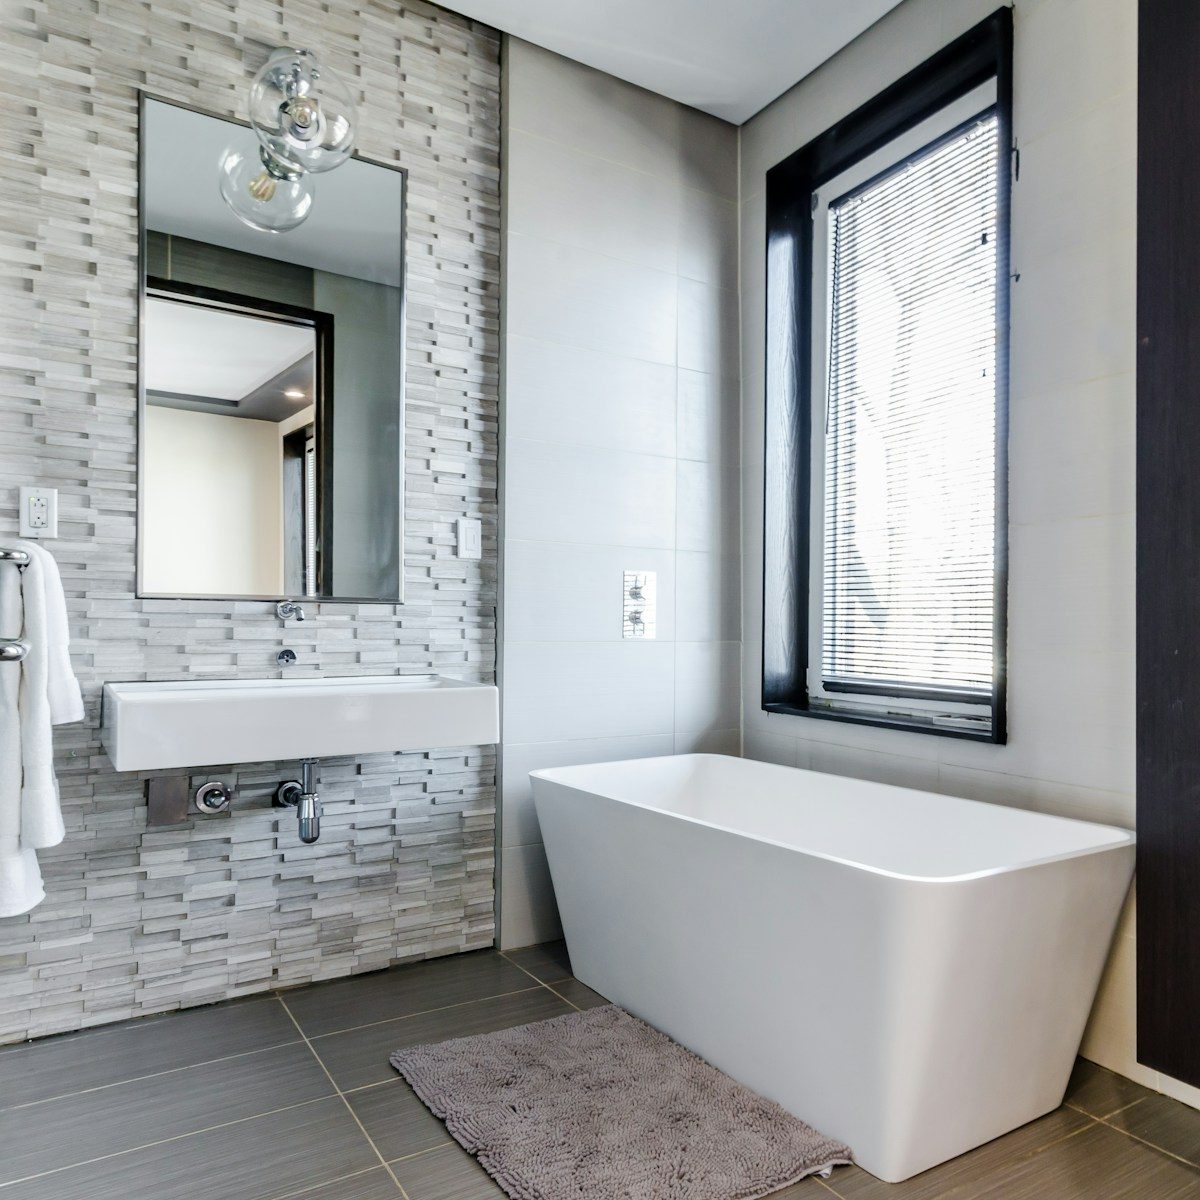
[1,548,30,663]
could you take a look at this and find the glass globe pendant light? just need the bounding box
[247,48,356,174]
[217,139,314,233]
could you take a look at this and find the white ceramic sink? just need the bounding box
[101,674,499,771]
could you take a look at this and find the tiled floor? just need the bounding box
[1,944,1198,1199]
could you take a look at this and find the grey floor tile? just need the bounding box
[18,955,1200,1200]
[389,1143,505,1200]
[830,1106,1092,1200]
[1065,1057,1156,1119]
[311,988,572,1091]
[281,952,532,1038]
[278,1167,402,1199]
[0,996,297,1110]
[1109,1092,1200,1167]
[391,1142,834,1200]
[548,977,609,1010]
[502,940,572,984]
[765,1174,836,1198]
[346,1080,451,1162]
[963,1120,1200,1199]
[0,1042,334,1185]
[0,1097,379,1200]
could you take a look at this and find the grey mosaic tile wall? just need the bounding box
[0,0,501,1042]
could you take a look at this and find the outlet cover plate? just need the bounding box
[18,486,58,539]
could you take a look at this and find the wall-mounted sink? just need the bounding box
[101,674,499,771]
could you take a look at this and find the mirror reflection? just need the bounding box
[138,97,405,602]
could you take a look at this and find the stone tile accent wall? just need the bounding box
[0,0,500,1042]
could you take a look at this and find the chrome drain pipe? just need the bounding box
[274,758,323,844]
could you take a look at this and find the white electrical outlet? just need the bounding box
[456,517,482,560]
[18,486,58,539]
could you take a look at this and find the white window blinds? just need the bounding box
[820,113,1001,706]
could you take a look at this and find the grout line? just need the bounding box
[817,1118,1099,1200]
[0,1096,330,1191]
[0,960,560,1170]
[307,985,545,1041]
[343,1075,407,1097]
[1081,1094,1151,1120]
[1088,1107,1200,1171]
[0,993,276,1057]
[1064,1096,1149,1122]
[3,973,546,1116]
[340,1074,423,1098]
[497,950,585,1012]
[0,1027,303,1114]
[541,982,584,1011]
[984,1119,1096,1165]
[268,1166,388,1200]
[386,1140,455,1166]
[278,994,412,1199]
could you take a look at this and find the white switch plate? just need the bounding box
[18,486,58,539]
[456,517,482,560]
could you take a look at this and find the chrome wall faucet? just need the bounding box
[276,600,306,622]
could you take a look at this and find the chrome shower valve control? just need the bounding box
[622,570,657,639]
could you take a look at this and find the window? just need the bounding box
[763,10,1012,741]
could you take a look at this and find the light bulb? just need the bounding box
[218,141,314,233]
[248,48,356,174]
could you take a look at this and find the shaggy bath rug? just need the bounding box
[389,1004,852,1200]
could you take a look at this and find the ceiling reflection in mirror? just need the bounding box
[138,97,405,602]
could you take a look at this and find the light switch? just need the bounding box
[18,486,58,538]
[456,516,482,560]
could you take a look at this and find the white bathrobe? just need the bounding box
[0,541,83,918]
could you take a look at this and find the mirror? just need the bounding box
[137,96,406,602]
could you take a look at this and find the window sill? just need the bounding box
[762,699,1004,744]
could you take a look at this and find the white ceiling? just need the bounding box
[442,0,904,124]
[145,296,313,403]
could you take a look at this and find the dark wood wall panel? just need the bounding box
[1136,0,1200,1085]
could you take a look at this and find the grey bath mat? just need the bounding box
[389,1004,852,1200]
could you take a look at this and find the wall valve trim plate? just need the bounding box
[623,570,657,639]
[194,781,233,814]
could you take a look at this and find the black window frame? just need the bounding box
[762,8,1014,744]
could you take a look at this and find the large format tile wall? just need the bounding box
[736,0,1167,1100]
[497,40,741,947]
[0,0,501,1042]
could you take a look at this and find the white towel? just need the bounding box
[0,554,45,918]
[0,541,83,919]
[19,541,83,726]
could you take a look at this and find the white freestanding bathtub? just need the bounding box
[531,754,1134,1183]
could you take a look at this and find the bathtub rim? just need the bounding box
[530,753,1135,886]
